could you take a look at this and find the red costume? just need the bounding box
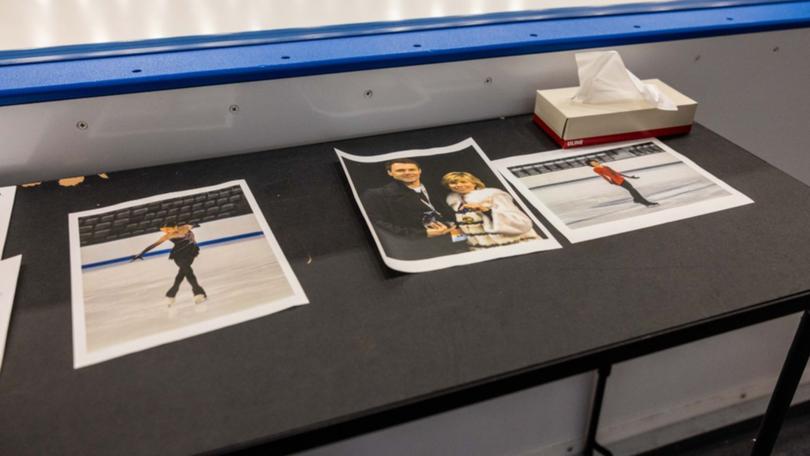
[592,165,624,185]
[590,163,658,207]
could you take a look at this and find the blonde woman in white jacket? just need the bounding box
[442,172,540,249]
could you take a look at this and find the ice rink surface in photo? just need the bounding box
[83,235,294,353]
[534,161,732,229]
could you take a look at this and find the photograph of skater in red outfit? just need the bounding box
[495,139,753,243]
[587,159,659,207]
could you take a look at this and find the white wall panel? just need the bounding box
[2,28,808,186]
[299,372,595,456]
[0,0,672,52]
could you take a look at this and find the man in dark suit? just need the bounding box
[362,158,467,260]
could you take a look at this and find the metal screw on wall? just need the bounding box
[485,77,494,85]
[229,104,240,113]
[76,121,88,130]
[364,89,374,98]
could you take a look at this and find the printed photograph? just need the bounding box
[336,138,561,273]
[495,139,754,243]
[0,255,22,373]
[0,185,15,255]
[69,180,307,368]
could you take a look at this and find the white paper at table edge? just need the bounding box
[493,138,754,243]
[0,255,22,374]
[335,137,562,273]
[1,186,16,258]
[68,180,309,369]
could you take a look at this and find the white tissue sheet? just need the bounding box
[572,51,677,111]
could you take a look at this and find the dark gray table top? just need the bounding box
[2,117,810,455]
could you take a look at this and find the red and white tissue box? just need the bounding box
[533,79,697,149]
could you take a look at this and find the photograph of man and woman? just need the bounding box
[68,180,308,368]
[495,139,754,243]
[336,138,561,273]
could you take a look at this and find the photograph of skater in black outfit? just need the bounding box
[70,181,307,368]
[132,224,207,307]
[361,158,468,260]
[587,159,658,207]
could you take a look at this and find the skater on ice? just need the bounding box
[132,224,207,307]
[587,159,659,207]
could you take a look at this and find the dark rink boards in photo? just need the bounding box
[3,118,810,455]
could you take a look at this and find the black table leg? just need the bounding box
[584,365,613,456]
[751,310,810,455]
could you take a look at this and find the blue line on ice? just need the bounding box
[81,231,264,270]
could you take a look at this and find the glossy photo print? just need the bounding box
[336,138,561,273]
[0,185,14,256]
[495,139,754,243]
[68,180,307,368]
[0,255,22,374]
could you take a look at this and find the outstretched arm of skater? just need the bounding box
[619,172,640,179]
[131,234,170,261]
